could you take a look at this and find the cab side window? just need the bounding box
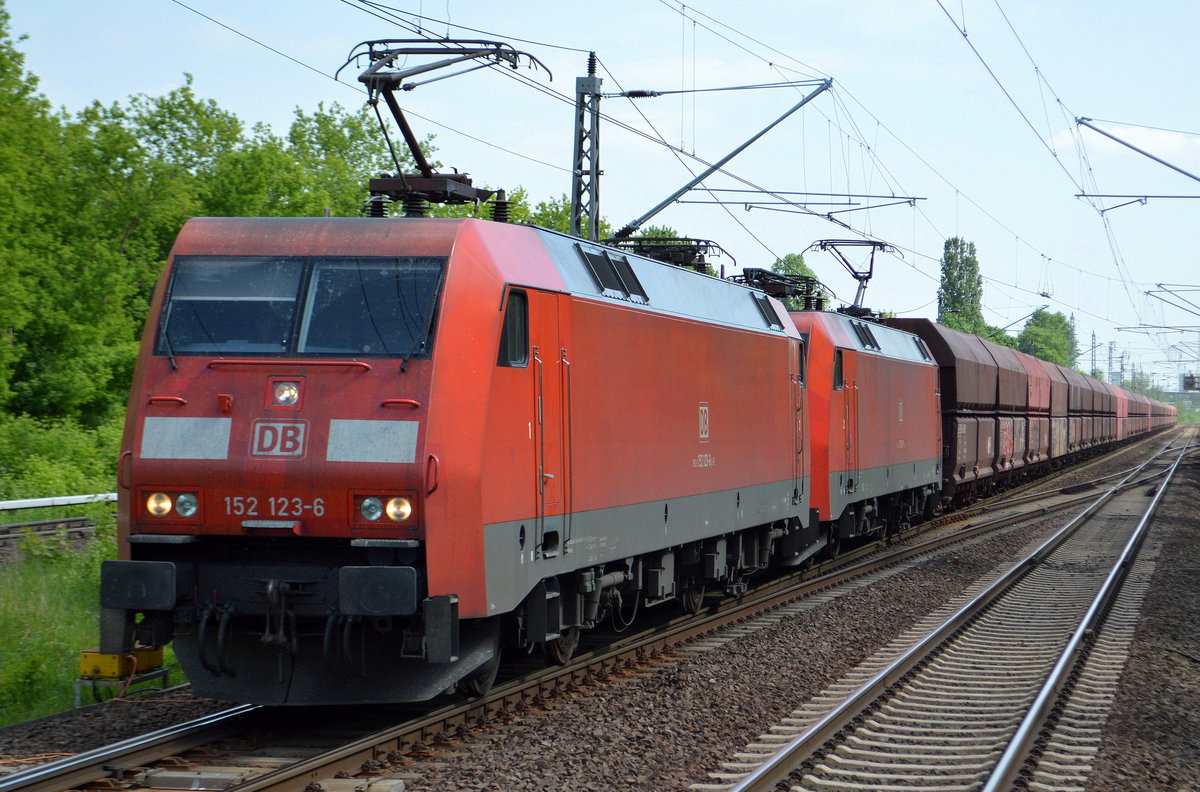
[497,290,529,367]
[833,349,844,391]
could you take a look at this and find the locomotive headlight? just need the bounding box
[386,497,412,522]
[360,497,384,521]
[175,492,199,517]
[146,492,172,517]
[273,381,300,406]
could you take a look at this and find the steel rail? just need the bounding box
[0,519,93,541]
[225,456,1177,792]
[6,456,1162,792]
[0,485,1056,792]
[981,440,1191,791]
[724,441,1178,792]
[0,705,258,792]
[3,434,1179,792]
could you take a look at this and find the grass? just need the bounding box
[0,412,188,726]
[0,518,185,727]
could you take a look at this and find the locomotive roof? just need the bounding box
[171,217,802,341]
[533,225,802,340]
[796,310,937,366]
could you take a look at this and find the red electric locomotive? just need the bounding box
[100,215,819,704]
[789,311,942,551]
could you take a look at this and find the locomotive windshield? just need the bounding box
[156,256,446,358]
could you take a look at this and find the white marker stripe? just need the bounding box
[326,419,418,463]
[140,417,232,460]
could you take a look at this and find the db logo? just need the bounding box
[251,420,308,458]
[698,403,710,443]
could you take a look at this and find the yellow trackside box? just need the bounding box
[78,647,164,679]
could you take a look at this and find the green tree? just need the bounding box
[523,193,601,236]
[284,102,400,216]
[771,253,826,310]
[0,7,146,425]
[65,77,244,307]
[203,124,324,217]
[7,76,247,423]
[623,225,719,274]
[984,328,1019,349]
[0,4,62,414]
[937,237,985,335]
[637,224,677,239]
[1016,308,1076,367]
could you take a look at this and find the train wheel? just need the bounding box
[543,627,580,665]
[458,651,500,697]
[680,580,707,614]
[826,525,842,560]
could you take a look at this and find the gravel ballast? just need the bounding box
[0,436,1193,790]
[399,521,1067,791]
[1085,452,1200,792]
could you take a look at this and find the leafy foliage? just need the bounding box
[984,327,1019,349]
[523,192,613,237]
[936,237,985,335]
[0,9,434,428]
[771,253,826,310]
[0,6,705,724]
[0,8,647,449]
[0,5,65,416]
[0,413,124,500]
[1016,308,1077,367]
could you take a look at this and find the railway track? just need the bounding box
[0,431,1184,792]
[702,432,1191,792]
[0,519,94,563]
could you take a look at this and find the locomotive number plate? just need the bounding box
[224,495,326,517]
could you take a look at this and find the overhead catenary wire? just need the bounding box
[1082,118,1200,138]
[170,0,1163,362]
[350,0,931,264]
[355,0,1123,331]
[655,0,1141,330]
[353,0,594,53]
[170,0,570,173]
[168,0,342,85]
[342,0,844,259]
[933,0,1087,197]
[933,1,1167,356]
[939,3,1173,363]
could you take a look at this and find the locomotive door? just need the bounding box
[529,290,570,557]
[791,339,805,502]
[842,350,860,492]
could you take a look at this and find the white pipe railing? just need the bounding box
[0,493,117,512]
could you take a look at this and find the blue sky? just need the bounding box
[8,1,1199,387]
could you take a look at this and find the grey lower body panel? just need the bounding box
[483,479,809,615]
[828,456,942,520]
